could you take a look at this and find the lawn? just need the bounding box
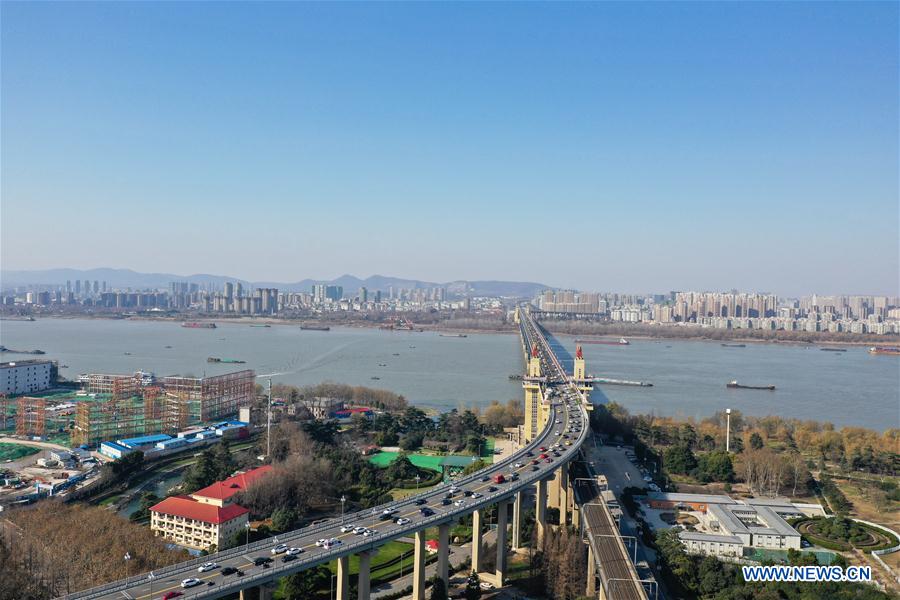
[274,540,416,599]
[369,451,446,472]
[0,442,40,461]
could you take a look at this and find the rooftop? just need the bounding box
[150,496,249,524]
[192,465,274,501]
[646,492,737,505]
[678,532,744,544]
[1,359,53,368]
[119,434,173,447]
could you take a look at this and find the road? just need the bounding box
[60,309,590,600]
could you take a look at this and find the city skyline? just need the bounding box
[2,265,898,299]
[2,3,898,296]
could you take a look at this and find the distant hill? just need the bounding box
[1,268,551,298]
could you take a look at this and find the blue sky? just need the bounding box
[2,2,897,295]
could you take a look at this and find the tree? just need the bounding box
[750,432,765,450]
[430,576,448,600]
[271,507,297,532]
[464,572,482,600]
[664,444,697,475]
[400,431,424,451]
[182,448,218,492]
[696,451,734,483]
[283,566,330,599]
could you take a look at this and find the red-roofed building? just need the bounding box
[150,466,272,551]
[191,465,273,507]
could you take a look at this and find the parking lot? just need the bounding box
[588,443,654,495]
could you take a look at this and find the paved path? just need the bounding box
[0,435,70,452]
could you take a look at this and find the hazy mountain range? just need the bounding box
[0,268,551,297]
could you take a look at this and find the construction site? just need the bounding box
[1,370,255,447]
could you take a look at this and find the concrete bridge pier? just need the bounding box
[336,555,350,600]
[494,499,510,586]
[437,522,451,585]
[511,490,523,550]
[586,545,597,597]
[536,478,547,547]
[471,508,484,573]
[357,551,371,600]
[558,463,569,526]
[239,582,274,600]
[412,529,427,600]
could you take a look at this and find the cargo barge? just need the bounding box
[207,357,246,364]
[575,338,630,346]
[727,380,775,390]
[721,343,746,348]
[300,325,331,331]
[820,348,847,352]
[869,346,900,356]
[439,334,468,338]
[182,322,216,329]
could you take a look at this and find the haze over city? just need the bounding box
[2,2,898,296]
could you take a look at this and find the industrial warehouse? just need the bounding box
[2,369,254,446]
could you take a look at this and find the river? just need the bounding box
[1,318,897,431]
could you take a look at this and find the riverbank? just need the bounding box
[7,312,894,347]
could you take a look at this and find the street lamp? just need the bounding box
[414,474,421,492]
[123,552,131,585]
[725,408,732,453]
[341,495,346,524]
[245,521,251,547]
[148,572,155,598]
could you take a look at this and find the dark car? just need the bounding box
[222,567,238,576]
[254,557,273,566]
[281,554,297,563]
[480,475,491,482]
[531,465,540,471]
[441,498,452,505]
[463,490,473,497]
[488,486,498,492]
[414,498,427,505]
[421,507,435,516]
[379,513,393,521]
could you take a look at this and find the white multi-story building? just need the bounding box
[150,466,272,551]
[0,360,53,395]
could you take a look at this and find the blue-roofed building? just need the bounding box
[156,438,188,451]
[100,441,135,460]
[119,434,173,449]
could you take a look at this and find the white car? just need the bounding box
[197,562,219,573]
[449,486,460,493]
[480,582,495,590]
[353,526,367,535]
[454,499,465,507]
[382,508,397,515]
[513,463,523,468]
[286,547,303,556]
[329,537,341,545]
[471,492,482,499]
[271,544,288,554]
[181,578,202,588]
[363,529,377,537]
[395,517,410,525]
[340,525,354,533]
[315,539,328,547]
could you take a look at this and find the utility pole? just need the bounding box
[725,408,731,453]
[266,378,273,459]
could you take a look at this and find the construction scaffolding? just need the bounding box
[4,370,254,447]
[71,393,169,447]
[162,370,255,430]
